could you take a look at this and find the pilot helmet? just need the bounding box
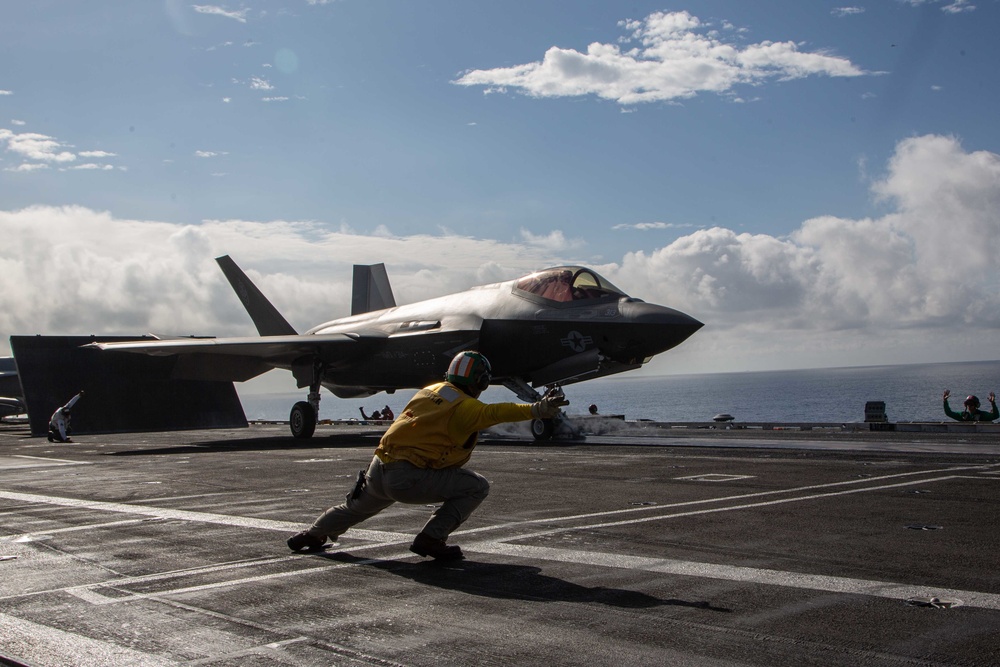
[965,395,980,409]
[446,351,492,393]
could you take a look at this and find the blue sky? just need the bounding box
[2,1,999,389]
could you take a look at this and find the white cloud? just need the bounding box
[453,10,866,105]
[261,96,289,102]
[518,228,583,251]
[942,0,975,12]
[195,150,227,158]
[832,7,865,17]
[192,5,248,23]
[11,119,25,125]
[0,129,76,163]
[4,163,49,172]
[250,76,274,91]
[0,128,121,171]
[66,163,115,171]
[0,90,12,96]
[1,135,996,373]
[604,134,1000,370]
[898,0,976,10]
[0,209,571,350]
[612,221,695,231]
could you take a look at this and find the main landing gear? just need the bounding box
[290,360,323,439]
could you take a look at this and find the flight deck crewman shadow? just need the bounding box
[325,553,732,612]
[287,350,568,561]
[943,389,998,422]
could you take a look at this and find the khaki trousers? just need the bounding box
[309,456,490,542]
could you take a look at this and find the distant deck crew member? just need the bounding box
[287,351,568,560]
[943,389,998,422]
[48,390,84,443]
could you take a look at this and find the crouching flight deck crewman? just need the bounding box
[286,350,569,561]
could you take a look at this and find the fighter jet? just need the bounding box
[0,357,25,419]
[88,256,702,439]
[0,356,21,399]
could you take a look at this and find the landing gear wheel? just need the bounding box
[530,418,554,441]
[290,401,317,439]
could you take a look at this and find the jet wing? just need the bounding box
[86,332,386,383]
[87,333,364,359]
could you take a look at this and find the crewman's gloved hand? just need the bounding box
[531,395,569,419]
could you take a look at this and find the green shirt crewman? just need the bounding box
[943,389,998,422]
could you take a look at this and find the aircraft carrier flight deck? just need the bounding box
[1,420,999,666]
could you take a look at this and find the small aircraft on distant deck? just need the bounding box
[88,256,702,439]
[0,357,25,419]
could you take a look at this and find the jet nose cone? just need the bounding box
[616,299,703,358]
[620,300,703,331]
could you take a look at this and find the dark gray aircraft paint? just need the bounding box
[82,258,702,439]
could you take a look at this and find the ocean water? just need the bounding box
[238,360,1000,425]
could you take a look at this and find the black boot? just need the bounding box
[287,531,328,552]
[409,532,464,561]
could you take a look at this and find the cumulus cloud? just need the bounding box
[518,228,583,251]
[831,7,865,17]
[1,135,996,373]
[453,10,866,105]
[0,210,572,352]
[602,134,1000,369]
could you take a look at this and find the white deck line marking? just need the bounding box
[463,542,1000,611]
[0,490,409,543]
[0,612,177,666]
[5,471,997,613]
[3,464,993,544]
[493,475,961,538]
[0,455,89,470]
[673,474,755,482]
[457,463,1000,535]
[12,454,86,464]
[1,518,160,541]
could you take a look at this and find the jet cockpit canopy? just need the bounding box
[513,266,628,304]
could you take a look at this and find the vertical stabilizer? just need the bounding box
[352,264,396,315]
[216,256,298,336]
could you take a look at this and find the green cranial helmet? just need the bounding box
[446,351,492,392]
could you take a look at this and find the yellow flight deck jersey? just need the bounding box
[375,381,534,469]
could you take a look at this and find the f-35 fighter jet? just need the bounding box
[89,256,702,439]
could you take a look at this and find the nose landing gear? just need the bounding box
[502,378,578,441]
